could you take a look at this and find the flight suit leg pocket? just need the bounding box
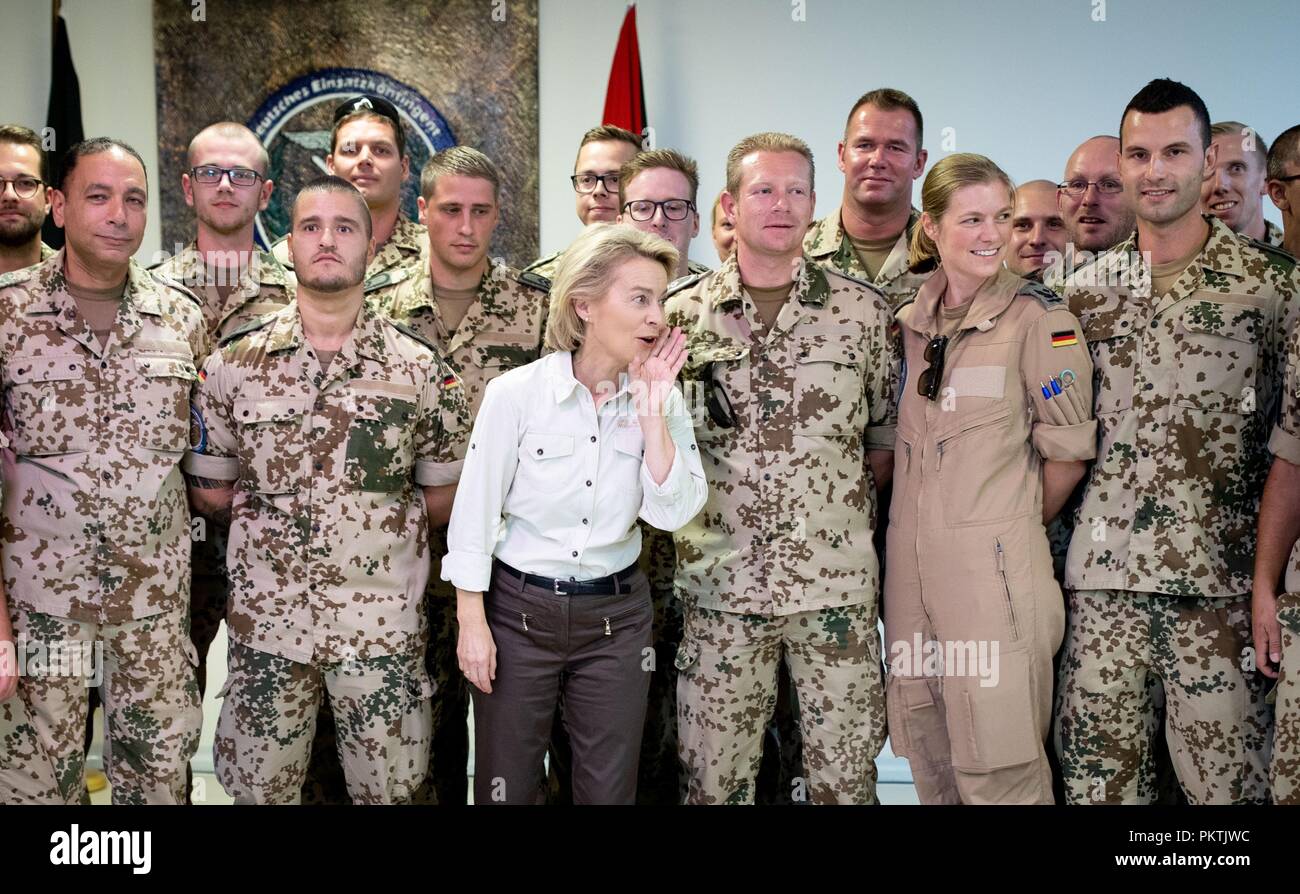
[947,649,1038,772]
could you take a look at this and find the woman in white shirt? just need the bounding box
[441,223,708,805]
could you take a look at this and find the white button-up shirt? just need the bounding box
[442,350,708,593]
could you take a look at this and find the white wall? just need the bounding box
[4,0,160,259]
[539,0,1296,267]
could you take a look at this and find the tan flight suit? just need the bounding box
[884,266,1096,804]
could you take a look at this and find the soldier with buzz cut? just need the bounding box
[524,124,643,280]
[273,94,427,312]
[666,131,898,805]
[804,88,930,309]
[0,138,208,805]
[1056,79,1300,804]
[302,146,549,805]
[186,176,468,804]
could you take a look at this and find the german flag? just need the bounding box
[441,373,460,389]
[1051,329,1078,348]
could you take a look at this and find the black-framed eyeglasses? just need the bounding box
[623,199,695,222]
[1057,179,1123,197]
[916,335,949,401]
[703,361,735,429]
[190,165,264,188]
[0,176,44,199]
[570,172,621,194]
[1273,174,1300,184]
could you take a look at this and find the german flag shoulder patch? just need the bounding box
[1050,329,1078,348]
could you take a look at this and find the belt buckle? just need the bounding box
[553,578,564,596]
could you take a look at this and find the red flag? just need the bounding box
[602,5,646,136]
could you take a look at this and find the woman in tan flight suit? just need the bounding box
[884,154,1096,804]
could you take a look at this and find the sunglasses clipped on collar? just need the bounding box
[917,335,949,401]
[703,361,735,428]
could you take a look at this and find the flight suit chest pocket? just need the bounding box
[135,355,199,450]
[516,432,574,494]
[346,395,418,492]
[936,405,1020,527]
[5,354,89,455]
[234,398,309,494]
[1081,317,1136,415]
[1174,301,1262,415]
[794,341,865,436]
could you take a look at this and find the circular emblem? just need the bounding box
[247,67,456,249]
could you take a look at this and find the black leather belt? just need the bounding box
[497,561,638,596]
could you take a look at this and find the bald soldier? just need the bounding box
[1057,136,1137,260]
[273,95,426,309]
[0,125,54,276]
[186,176,469,804]
[0,138,208,804]
[667,132,898,804]
[151,122,293,713]
[1267,125,1300,259]
[1203,121,1284,247]
[1056,79,1298,804]
[524,125,642,280]
[1007,180,1068,281]
[804,88,930,308]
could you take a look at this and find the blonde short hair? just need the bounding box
[725,132,815,198]
[546,224,679,353]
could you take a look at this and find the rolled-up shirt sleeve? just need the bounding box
[182,351,241,481]
[414,361,470,487]
[1269,326,1300,465]
[441,377,520,593]
[638,384,708,532]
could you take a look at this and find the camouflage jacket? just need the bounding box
[0,250,208,623]
[150,240,293,345]
[40,242,55,262]
[664,252,900,616]
[385,259,550,419]
[184,300,470,664]
[274,216,427,312]
[803,206,929,309]
[1065,215,1300,598]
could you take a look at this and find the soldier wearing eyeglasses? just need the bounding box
[149,124,293,774]
[523,125,643,281]
[0,125,54,276]
[1056,136,1137,262]
[610,148,708,804]
[1266,125,1300,259]
[665,132,899,805]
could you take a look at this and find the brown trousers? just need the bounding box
[472,562,652,805]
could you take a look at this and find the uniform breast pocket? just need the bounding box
[136,355,199,450]
[1173,301,1262,415]
[515,432,575,494]
[5,354,90,455]
[936,404,1024,527]
[234,398,309,494]
[346,396,418,493]
[1082,319,1136,415]
[795,344,866,436]
[613,427,646,493]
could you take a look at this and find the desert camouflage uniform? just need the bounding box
[274,216,426,314]
[300,260,549,805]
[665,252,898,805]
[1055,216,1300,804]
[522,249,563,282]
[803,207,929,310]
[1265,219,1286,249]
[150,242,293,705]
[0,250,208,804]
[186,300,469,804]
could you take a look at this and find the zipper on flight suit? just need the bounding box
[603,617,612,636]
[520,612,530,632]
[995,539,1019,639]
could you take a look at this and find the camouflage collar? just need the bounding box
[25,250,163,318]
[903,265,1022,336]
[263,299,388,363]
[1116,215,1248,282]
[396,258,512,316]
[384,216,427,258]
[805,205,919,273]
[708,252,829,311]
[169,240,291,290]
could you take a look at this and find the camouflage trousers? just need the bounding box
[1054,589,1272,804]
[675,602,886,805]
[4,606,201,804]
[1273,593,1300,804]
[216,642,432,805]
[0,687,63,803]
